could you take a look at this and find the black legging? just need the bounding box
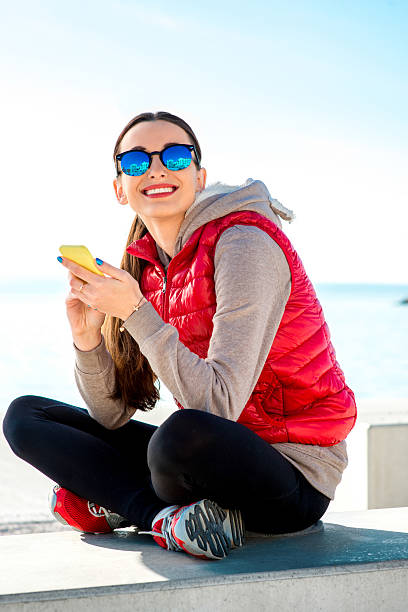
[2,395,330,533]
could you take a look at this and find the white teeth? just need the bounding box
[145,187,176,195]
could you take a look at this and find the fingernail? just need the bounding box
[57,256,63,263]
[96,258,103,265]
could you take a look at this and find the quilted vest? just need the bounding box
[127,210,357,446]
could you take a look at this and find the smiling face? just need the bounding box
[113,120,207,227]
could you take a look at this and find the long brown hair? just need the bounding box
[101,111,202,411]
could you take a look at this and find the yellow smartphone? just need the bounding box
[59,245,104,276]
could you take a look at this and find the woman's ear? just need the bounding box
[113,178,128,205]
[197,167,207,192]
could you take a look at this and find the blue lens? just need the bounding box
[120,151,150,176]
[162,145,192,171]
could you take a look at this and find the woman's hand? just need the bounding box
[59,257,144,322]
[65,276,106,341]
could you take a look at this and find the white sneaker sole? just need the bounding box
[172,500,234,560]
[223,507,245,548]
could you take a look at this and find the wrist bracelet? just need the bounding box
[119,296,147,332]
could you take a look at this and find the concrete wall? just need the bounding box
[327,398,408,513]
[368,424,408,509]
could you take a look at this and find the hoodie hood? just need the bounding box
[151,178,295,267]
[172,177,295,255]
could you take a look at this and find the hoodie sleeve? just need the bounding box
[73,336,138,429]
[121,224,291,422]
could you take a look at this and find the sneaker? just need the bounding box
[139,499,244,560]
[223,507,245,548]
[49,485,131,534]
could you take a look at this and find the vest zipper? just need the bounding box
[161,271,168,320]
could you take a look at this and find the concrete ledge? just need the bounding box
[1,562,408,612]
[1,508,408,611]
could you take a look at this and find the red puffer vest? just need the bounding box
[127,210,357,446]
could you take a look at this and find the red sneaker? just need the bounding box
[49,485,130,534]
[139,499,245,560]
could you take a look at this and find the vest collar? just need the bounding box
[126,231,162,267]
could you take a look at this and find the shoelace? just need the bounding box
[101,507,130,530]
[139,509,182,551]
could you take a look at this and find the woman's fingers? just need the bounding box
[92,258,126,280]
[66,289,96,310]
[59,255,141,320]
[69,273,86,291]
[68,270,88,294]
[59,256,126,284]
[71,283,90,301]
[59,258,103,285]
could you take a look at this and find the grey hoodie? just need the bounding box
[74,178,347,500]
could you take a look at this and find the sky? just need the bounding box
[0,0,407,285]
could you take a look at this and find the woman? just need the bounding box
[3,111,356,560]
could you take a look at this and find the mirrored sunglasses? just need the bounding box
[116,144,199,177]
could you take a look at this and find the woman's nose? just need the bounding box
[148,153,167,177]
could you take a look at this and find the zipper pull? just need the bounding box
[162,273,167,294]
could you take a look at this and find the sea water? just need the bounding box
[0,280,407,417]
